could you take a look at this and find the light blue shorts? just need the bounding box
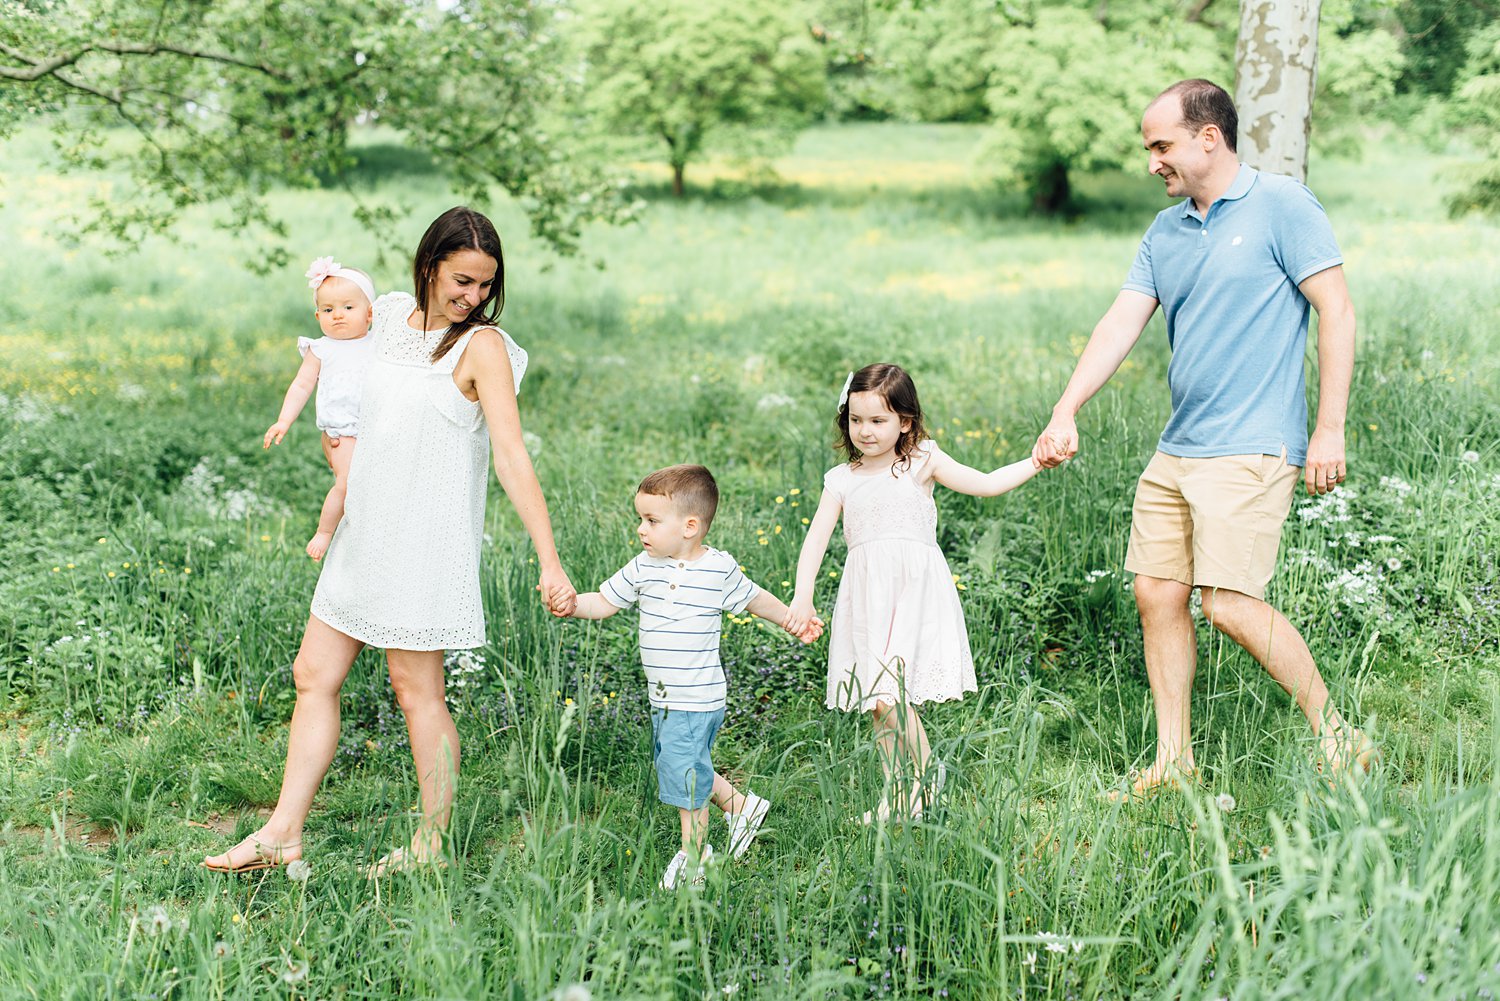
[650,706,725,809]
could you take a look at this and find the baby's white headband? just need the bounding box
[305,256,376,305]
[837,371,854,410]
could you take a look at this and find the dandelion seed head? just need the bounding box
[1216,792,1236,812]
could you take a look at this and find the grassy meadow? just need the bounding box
[1,122,1498,999]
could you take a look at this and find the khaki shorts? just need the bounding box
[1124,450,1300,600]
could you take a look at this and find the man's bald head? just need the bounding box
[1148,79,1238,153]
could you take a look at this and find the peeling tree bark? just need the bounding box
[1234,0,1321,182]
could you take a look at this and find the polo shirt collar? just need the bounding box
[1180,163,1258,220]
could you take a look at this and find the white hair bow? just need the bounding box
[837,371,854,410]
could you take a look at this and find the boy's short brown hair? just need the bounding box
[638,464,719,531]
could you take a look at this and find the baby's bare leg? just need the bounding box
[308,433,355,561]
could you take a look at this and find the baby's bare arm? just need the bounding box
[265,353,322,447]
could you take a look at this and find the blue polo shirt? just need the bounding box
[1123,164,1342,467]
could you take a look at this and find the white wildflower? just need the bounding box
[212,940,231,959]
[1386,558,1402,572]
[286,859,311,883]
[1216,792,1236,812]
[1462,450,1480,464]
[1038,931,1068,954]
[1329,568,1379,605]
[11,397,48,424]
[282,959,309,984]
[756,392,795,412]
[559,986,591,1001]
[1379,475,1414,498]
[723,985,740,996]
[144,905,172,937]
[117,382,147,401]
[522,431,543,456]
[1024,951,1038,972]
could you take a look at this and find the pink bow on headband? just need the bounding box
[305,256,341,289]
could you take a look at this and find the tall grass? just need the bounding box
[0,123,1497,998]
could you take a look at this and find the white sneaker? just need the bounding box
[660,850,690,890]
[691,843,714,885]
[725,791,772,860]
[659,844,715,889]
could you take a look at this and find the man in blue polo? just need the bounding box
[1033,78,1375,797]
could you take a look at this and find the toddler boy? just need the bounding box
[566,464,821,888]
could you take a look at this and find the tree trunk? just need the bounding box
[1030,159,1072,215]
[1235,0,1321,182]
[672,162,685,197]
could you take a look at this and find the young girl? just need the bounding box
[264,257,378,561]
[785,363,1045,823]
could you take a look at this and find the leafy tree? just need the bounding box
[1313,1,1406,158]
[0,0,636,265]
[865,0,1001,123]
[576,0,825,197]
[1393,0,1496,96]
[1447,22,1500,215]
[805,0,888,121]
[982,4,1224,214]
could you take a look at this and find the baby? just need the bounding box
[264,257,377,560]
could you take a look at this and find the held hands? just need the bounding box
[1304,427,1347,496]
[782,597,824,644]
[783,611,825,645]
[536,566,577,617]
[1032,415,1078,469]
[264,421,291,449]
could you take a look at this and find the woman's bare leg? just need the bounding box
[386,648,457,859]
[204,615,362,868]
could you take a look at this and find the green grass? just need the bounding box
[1,122,1498,999]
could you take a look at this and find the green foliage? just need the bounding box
[862,0,1003,123]
[1447,23,1500,215]
[981,4,1225,214]
[1393,0,1497,96]
[575,0,825,195]
[1314,1,1407,157]
[0,0,636,264]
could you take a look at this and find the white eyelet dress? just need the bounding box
[823,440,976,712]
[310,292,528,651]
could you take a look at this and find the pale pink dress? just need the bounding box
[823,440,976,711]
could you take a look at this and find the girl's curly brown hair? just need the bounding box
[834,363,928,473]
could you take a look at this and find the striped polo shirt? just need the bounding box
[600,547,758,712]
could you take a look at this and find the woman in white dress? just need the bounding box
[205,207,575,875]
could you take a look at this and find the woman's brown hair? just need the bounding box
[835,363,928,472]
[412,206,506,362]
